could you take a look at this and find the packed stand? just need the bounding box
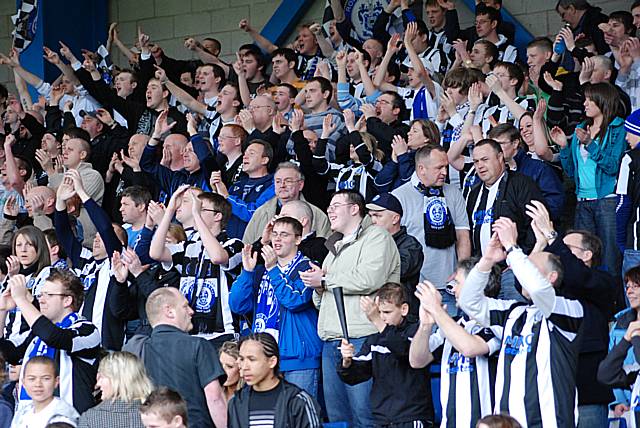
[0,0,639,426]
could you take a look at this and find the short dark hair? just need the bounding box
[272,48,298,67]
[140,387,188,426]
[14,156,33,181]
[565,229,602,267]
[308,76,333,103]
[202,37,221,55]
[386,61,401,85]
[25,355,57,375]
[245,139,274,164]
[414,143,446,165]
[527,37,553,53]
[443,67,484,96]
[201,63,227,88]
[474,40,499,67]
[494,61,525,93]
[456,257,502,298]
[332,189,366,218]
[198,192,232,227]
[239,332,281,376]
[273,216,303,236]
[278,83,298,98]
[376,282,408,306]
[545,253,564,287]
[556,0,590,12]
[47,268,84,312]
[121,185,152,209]
[476,3,500,22]
[609,11,635,34]
[488,123,521,143]
[625,265,640,285]
[633,0,640,11]
[62,127,90,142]
[382,91,407,120]
[474,138,503,155]
[43,229,67,261]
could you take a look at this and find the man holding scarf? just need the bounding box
[393,144,471,315]
[0,269,101,413]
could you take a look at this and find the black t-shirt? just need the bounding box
[248,382,281,428]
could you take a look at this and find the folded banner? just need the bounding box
[11,0,39,52]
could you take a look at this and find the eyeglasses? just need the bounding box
[218,135,239,141]
[565,243,588,252]
[201,209,220,214]
[248,105,271,112]
[270,231,298,239]
[327,202,355,212]
[38,292,70,300]
[626,283,640,291]
[275,179,300,186]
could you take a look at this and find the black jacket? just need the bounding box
[337,320,433,425]
[546,237,614,405]
[228,381,321,428]
[466,169,545,255]
[365,117,410,160]
[393,226,423,318]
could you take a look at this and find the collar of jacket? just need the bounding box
[325,216,373,255]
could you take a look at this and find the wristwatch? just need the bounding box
[506,244,521,255]
[545,230,558,241]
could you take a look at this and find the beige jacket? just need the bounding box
[314,216,401,340]
[242,196,332,244]
[48,162,105,206]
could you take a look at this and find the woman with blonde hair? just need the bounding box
[218,341,243,403]
[78,351,153,428]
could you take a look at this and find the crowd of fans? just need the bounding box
[0,0,638,426]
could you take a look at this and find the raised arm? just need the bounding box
[239,19,277,54]
[155,65,208,115]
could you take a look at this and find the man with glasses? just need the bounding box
[0,269,101,413]
[239,95,278,145]
[242,162,331,245]
[149,185,243,344]
[301,189,400,427]
[230,216,322,399]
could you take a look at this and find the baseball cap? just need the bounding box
[366,193,403,217]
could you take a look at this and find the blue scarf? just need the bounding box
[21,312,80,400]
[253,252,306,341]
[412,87,429,120]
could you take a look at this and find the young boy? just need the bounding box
[139,387,188,428]
[338,283,433,427]
[11,357,79,428]
[229,216,322,399]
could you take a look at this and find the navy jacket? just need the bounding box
[514,150,565,221]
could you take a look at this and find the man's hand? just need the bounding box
[58,41,77,64]
[260,217,277,245]
[241,244,258,272]
[289,108,304,132]
[95,108,115,127]
[190,191,202,219]
[320,114,336,139]
[122,248,147,277]
[56,176,77,203]
[184,37,198,51]
[154,65,169,84]
[111,251,129,283]
[359,103,377,119]
[3,195,18,218]
[493,217,518,249]
[166,184,190,212]
[391,135,409,159]
[437,0,455,10]
[468,82,483,109]
[479,232,506,270]
[236,109,255,133]
[440,92,457,118]
[262,245,278,270]
[186,112,198,136]
[614,404,630,417]
[543,71,563,92]
[300,262,324,289]
[343,109,357,133]
[65,169,87,199]
[238,19,252,32]
[120,149,141,172]
[43,47,61,65]
[415,281,444,316]
[232,53,246,79]
[146,201,165,228]
[404,21,418,50]
[152,109,176,141]
[336,50,347,70]
[340,338,355,367]
[386,33,403,56]
[525,200,554,239]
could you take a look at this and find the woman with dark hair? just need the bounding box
[7,226,52,295]
[374,119,441,192]
[227,333,321,428]
[552,82,627,277]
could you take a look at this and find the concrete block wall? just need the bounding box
[0,0,635,91]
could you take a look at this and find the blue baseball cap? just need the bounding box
[366,193,403,217]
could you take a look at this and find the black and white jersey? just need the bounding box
[459,251,584,428]
[74,248,125,351]
[494,34,518,63]
[478,96,536,136]
[397,84,443,121]
[421,29,454,76]
[166,231,243,339]
[617,149,640,250]
[429,316,500,428]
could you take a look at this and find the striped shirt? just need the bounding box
[478,95,536,137]
[429,316,500,428]
[459,250,584,428]
[617,149,640,250]
[165,232,243,339]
